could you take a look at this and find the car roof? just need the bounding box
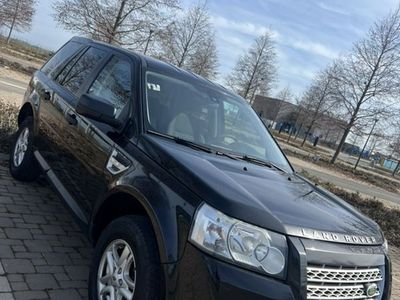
[70,36,238,98]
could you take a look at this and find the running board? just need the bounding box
[34,150,88,229]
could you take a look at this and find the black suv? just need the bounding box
[10,37,391,300]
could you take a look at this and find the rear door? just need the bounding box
[37,45,109,221]
[54,49,135,218]
[35,41,84,161]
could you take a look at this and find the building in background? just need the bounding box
[252,95,346,147]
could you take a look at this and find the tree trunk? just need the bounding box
[354,119,377,170]
[177,41,189,67]
[249,84,258,105]
[177,20,198,68]
[301,125,311,147]
[242,42,264,101]
[279,124,284,134]
[330,126,351,164]
[330,99,362,164]
[287,120,298,142]
[301,121,315,147]
[271,101,283,128]
[107,0,126,44]
[295,123,303,140]
[287,127,294,142]
[288,108,302,142]
[6,0,20,44]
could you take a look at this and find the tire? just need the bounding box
[9,116,41,182]
[89,216,163,300]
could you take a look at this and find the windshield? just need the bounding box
[145,71,292,172]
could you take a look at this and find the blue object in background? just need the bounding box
[383,159,398,170]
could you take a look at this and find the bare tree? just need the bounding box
[389,139,400,176]
[329,6,400,164]
[286,97,305,142]
[299,67,338,147]
[272,86,293,128]
[387,118,400,176]
[52,0,179,48]
[226,32,277,103]
[348,123,364,146]
[368,129,385,154]
[157,1,218,78]
[186,34,218,78]
[0,0,37,44]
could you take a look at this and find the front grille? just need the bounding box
[307,265,384,299]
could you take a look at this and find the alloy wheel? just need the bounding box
[97,239,136,300]
[13,127,29,167]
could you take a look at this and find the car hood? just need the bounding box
[140,135,383,245]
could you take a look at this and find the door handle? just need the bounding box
[42,89,51,101]
[66,111,78,126]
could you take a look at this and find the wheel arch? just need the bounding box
[18,102,34,126]
[90,185,171,264]
[17,102,40,135]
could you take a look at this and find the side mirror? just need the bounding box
[76,94,121,128]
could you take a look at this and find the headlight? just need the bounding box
[383,238,388,253]
[189,203,288,279]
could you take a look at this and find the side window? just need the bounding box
[88,56,132,118]
[61,47,107,97]
[41,41,82,79]
[56,49,84,84]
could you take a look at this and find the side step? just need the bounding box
[34,150,88,229]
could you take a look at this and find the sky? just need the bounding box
[7,0,400,97]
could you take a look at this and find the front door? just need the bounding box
[53,49,135,219]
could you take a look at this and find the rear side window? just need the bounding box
[56,49,83,84]
[88,56,132,117]
[61,47,106,97]
[41,41,81,79]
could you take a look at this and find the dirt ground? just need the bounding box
[0,91,25,107]
[0,67,31,82]
[0,49,43,70]
[0,67,29,106]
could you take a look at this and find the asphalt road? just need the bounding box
[0,77,26,95]
[292,162,400,206]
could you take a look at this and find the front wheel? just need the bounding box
[9,116,41,182]
[89,216,163,300]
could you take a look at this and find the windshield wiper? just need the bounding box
[147,130,212,153]
[239,155,286,173]
[173,137,213,153]
[147,130,286,172]
[215,151,239,160]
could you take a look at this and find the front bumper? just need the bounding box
[164,236,391,300]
